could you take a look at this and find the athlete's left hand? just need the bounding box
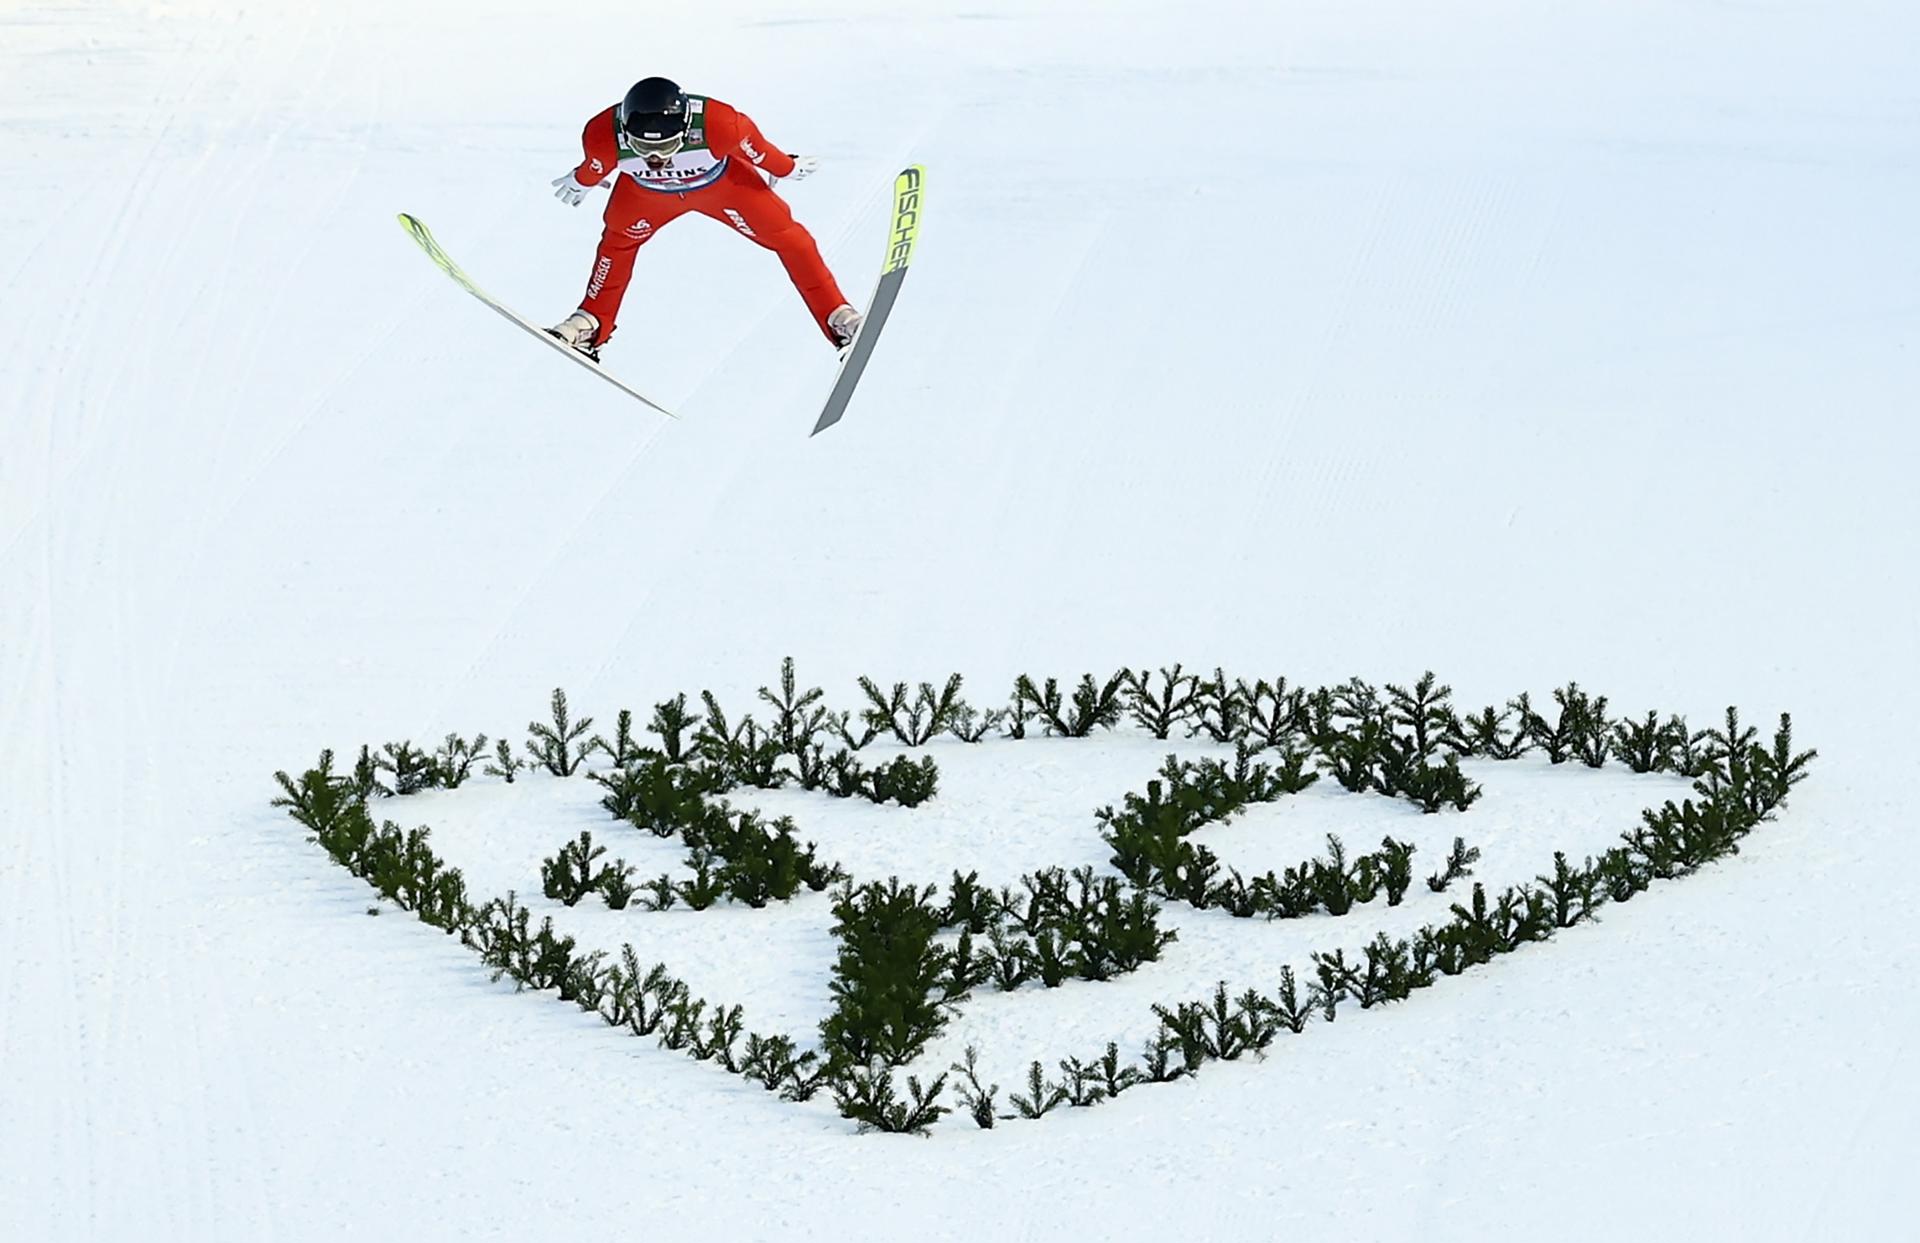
[785,155,821,182]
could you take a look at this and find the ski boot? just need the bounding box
[827,303,862,352]
[547,309,602,362]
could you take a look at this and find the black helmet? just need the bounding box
[619,77,690,157]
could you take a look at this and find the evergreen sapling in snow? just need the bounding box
[1594,844,1652,904]
[591,710,646,768]
[603,949,683,1037]
[597,859,638,909]
[1567,685,1614,768]
[697,809,840,906]
[942,928,994,1000]
[348,746,381,803]
[946,700,1004,743]
[272,749,359,840]
[758,657,830,756]
[986,924,1036,991]
[1094,1041,1143,1099]
[1191,668,1250,743]
[1123,664,1201,739]
[741,1031,820,1096]
[1057,1054,1107,1107]
[540,830,607,906]
[1244,676,1310,749]
[1612,711,1672,773]
[950,1046,1001,1129]
[526,688,594,777]
[1694,708,1815,822]
[637,873,678,911]
[1310,949,1356,1020]
[470,893,577,991]
[1270,965,1314,1033]
[558,949,610,1009]
[374,740,438,796]
[1014,671,1127,737]
[1386,671,1454,760]
[483,737,525,783]
[1376,835,1417,906]
[694,692,784,788]
[1426,835,1482,892]
[828,708,883,752]
[690,1003,746,1070]
[1536,851,1602,927]
[859,672,968,745]
[865,754,940,807]
[601,754,730,837]
[1008,1061,1069,1119]
[1406,754,1483,814]
[674,853,725,910]
[820,879,956,1068]
[1448,704,1530,760]
[647,693,702,763]
[1663,714,1714,778]
[940,869,1002,934]
[832,1063,950,1135]
[430,732,489,789]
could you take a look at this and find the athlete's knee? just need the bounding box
[762,222,823,258]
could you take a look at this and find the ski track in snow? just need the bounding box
[3,1,1919,1240]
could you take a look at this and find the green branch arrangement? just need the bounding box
[271,663,1815,1136]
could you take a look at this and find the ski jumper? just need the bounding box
[570,96,849,346]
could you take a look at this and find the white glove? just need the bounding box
[551,172,590,206]
[785,155,821,182]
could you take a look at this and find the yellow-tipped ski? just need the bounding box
[396,212,676,419]
[884,166,924,274]
[811,165,925,436]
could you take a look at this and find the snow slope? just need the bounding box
[4,0,1918,1238]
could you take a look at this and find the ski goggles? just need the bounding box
[620,110,687,158]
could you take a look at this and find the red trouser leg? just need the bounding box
[696,173,850,344]
[580,177,689,344]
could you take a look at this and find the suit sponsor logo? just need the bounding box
[724,208,757,238]
[589,158,605,174]
[586,255,612,298]
[624,220,654,241]
[741,137,765,165]
[621,153,731,192]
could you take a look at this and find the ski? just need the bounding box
[396,213,676,419]
[811,165,924,436]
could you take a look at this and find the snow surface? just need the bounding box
[4,0,1918,1239]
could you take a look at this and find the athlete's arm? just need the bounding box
[572,106,620,185]
[708,100,798,179]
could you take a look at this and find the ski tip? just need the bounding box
[885,169,923,276]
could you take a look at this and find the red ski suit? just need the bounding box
[570,98,848,346]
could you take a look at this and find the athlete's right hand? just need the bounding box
[551,172,590,206]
